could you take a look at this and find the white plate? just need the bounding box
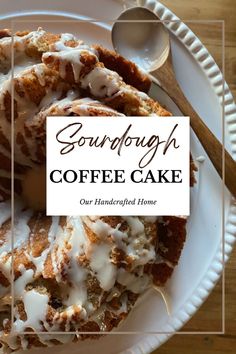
[1,0,236,353]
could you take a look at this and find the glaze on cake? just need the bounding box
[0,28,194,352]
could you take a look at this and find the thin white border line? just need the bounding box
[11,331,226,335]
[8,18,226,336]
[11,19,225,23]
[10,20,15,329]
[221,19,225,335]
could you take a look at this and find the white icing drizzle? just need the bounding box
[29,216,60,276]
[0,211,171,345]
[38,88,64,111]
[0,28,177,348]
[123,216,156,267]
[0,65,41,167]
[0,59,38,87]
[53,33,77,51]
[56,89,80,108]
[83,216,156,270]
[90,243,116,291]
[33,64,46,86]
[14,267,34,298]
[123,216,144,236]
[63,217,88,308]
[117,268,150,294]
[0,207,32,255]
[13,289,49,333]
[0,255,11,279]
[83,216,125,245]
[135,90,149,100]
[0,28,45,67]
[50,221,70,282]
[43,48,97,83]
[12,209,32,249]
[81,66,121,97]
[40,34,147,104]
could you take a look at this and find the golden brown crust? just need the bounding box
[0,29,151,92]
[93,45,151,93]
[0,29,11,39]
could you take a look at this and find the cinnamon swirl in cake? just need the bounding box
[0,28,196,352]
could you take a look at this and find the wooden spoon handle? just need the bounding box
[152,55,236,198]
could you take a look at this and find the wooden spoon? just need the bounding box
[112,6,236,197]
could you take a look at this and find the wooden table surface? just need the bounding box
[150,1,236,353]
